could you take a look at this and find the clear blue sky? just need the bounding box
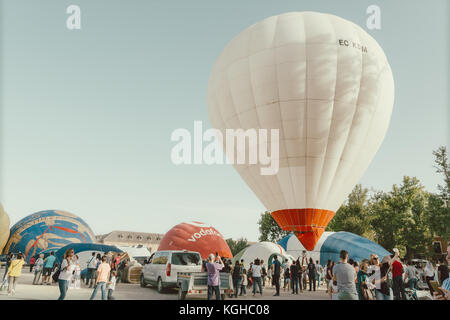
[1,0,448,241]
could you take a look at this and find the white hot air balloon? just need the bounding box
[207,12,394,250]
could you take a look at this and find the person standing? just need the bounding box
[90,256,111,300]
[272,256,281,296]
[42,252,56,285]
[29,256,36,273]
[33,254,45,285]
[69,255,81,290]
[315,261,323,288]
[205,253,224,300]
[252,259,263,296]
[325,260,333,291]
[424,261,435,296]
[112,253,121,271]
[240,269,247,296]
[290,261,299,294]
[58,248,76,300]
[391,256,406,300]
[6,253,25,296]
[117,258,128,284]
[267,264,273,287]
[86,252,97,288]
[107,270,117,300]
[332,250,358,300]
[356,259,372,300]
[247,262,253,289]
[307,258,316,292]
[404,260,418,290]
[369,255,393,300]
[283,263,290,291]
[231,261,241,298]
[1,253,13,291]
[297,261,304,293]
[330,280,339,300]
[260,259,266,287]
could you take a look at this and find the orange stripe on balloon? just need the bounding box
[53,226,87,243]
[271,209,335,251]
[25,226,51,259]
[25,226,88,259]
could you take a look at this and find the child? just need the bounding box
[239,269,247,296]
[71,256,81,289]
[283,267,290,291]
[107,270,117,300]
[331,280,339,300]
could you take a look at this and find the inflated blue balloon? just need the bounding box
[3,210,95,262]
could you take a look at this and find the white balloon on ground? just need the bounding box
[232,241,292,270]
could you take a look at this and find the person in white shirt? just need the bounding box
[69,255,81,289]
[58,248,76,300]
[240,269,248,296]
[424,261,436,295]
[315,261,323,288]
[107,270,117,300]
[252,259,263,296]
[86,252,98,288]
[331,280,339,300]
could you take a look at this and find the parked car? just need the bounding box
[140,250,202,293]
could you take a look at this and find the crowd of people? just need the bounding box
[203,252,327,300]
[203,245,450,301]
[322,247,450,300]
[0,249,129,300]
[1,245,449,301]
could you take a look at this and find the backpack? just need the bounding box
[284,268,290,278]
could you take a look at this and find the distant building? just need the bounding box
[95,231,164,254]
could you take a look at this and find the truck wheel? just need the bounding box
[157,278,164,293]
[178,289,187,300]
[140,274,146,288]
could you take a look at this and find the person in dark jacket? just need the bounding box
[290,261,299,294]
[307,258,316,291]
[272,257,281,296]
[231,261,241,298]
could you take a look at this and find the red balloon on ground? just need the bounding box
[158,222,232,259]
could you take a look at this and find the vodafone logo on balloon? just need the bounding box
[187,227,223,242]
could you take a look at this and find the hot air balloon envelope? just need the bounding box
[207,12,394,250]
[4,210,96,262]
[158,222,232,259]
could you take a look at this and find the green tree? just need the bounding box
[433,146,450,201]
[225,238,249,256]
[258,211,290,242]
[327,184,373,239]
[426,146,450,239]
[370,176,433,259]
